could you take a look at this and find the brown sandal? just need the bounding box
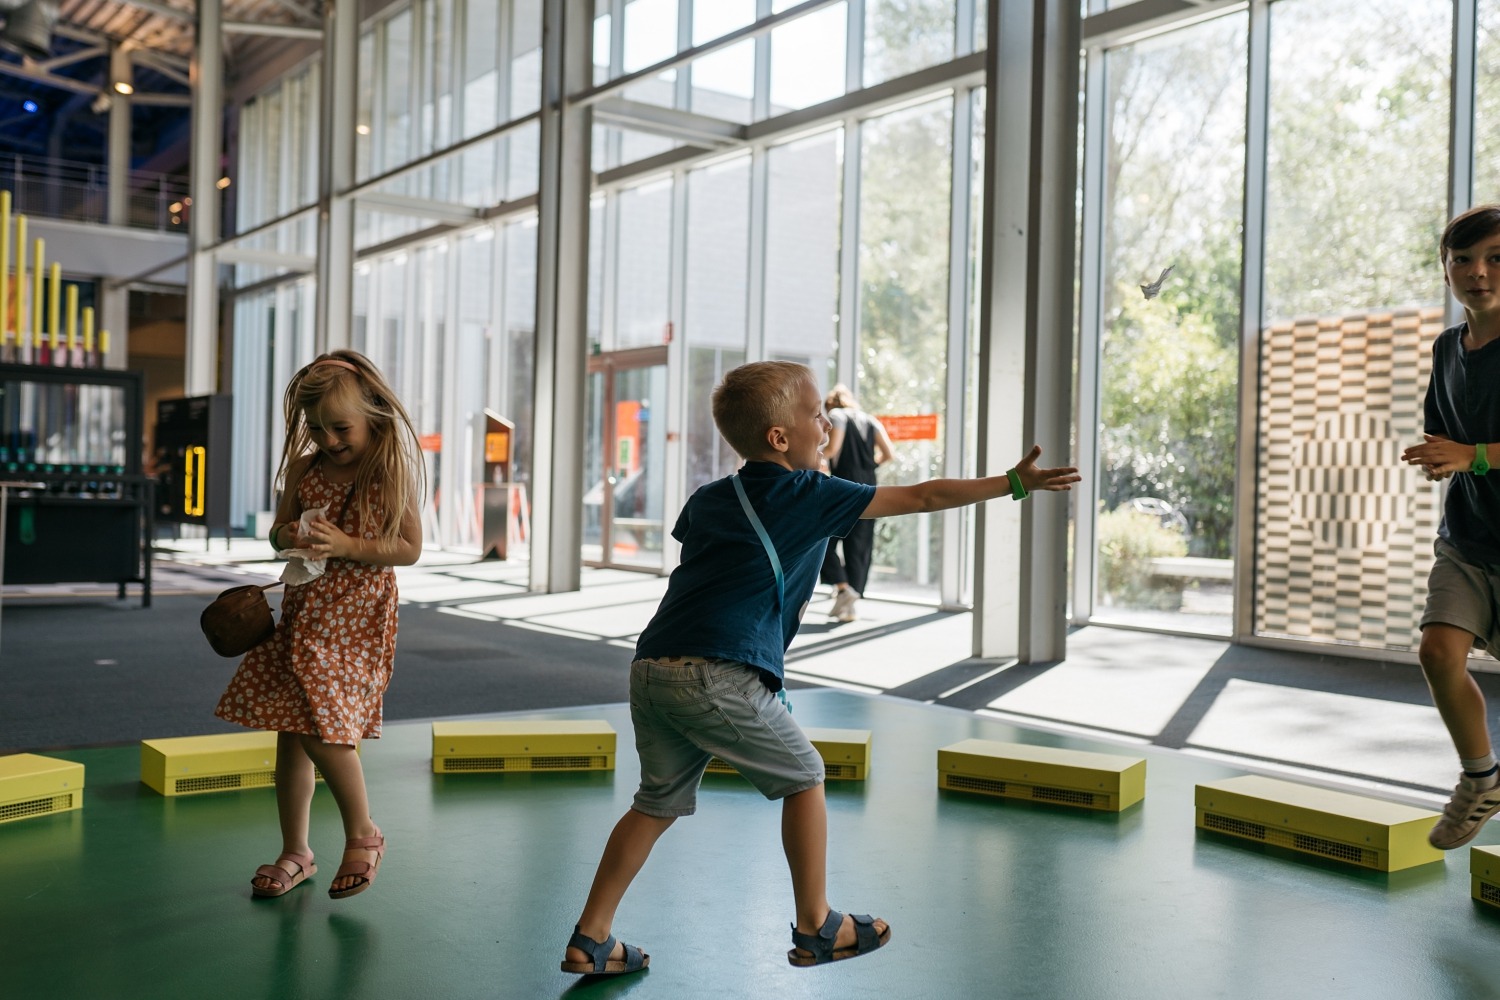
[328,830,384,899]
[250,851,316,898]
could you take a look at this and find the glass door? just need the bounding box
[583,346,669,571]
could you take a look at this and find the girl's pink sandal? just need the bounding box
[250,851,316,898]
[328,830,384,899]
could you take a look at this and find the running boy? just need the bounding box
[1402,204,1500,849]
[560,361,1080,975]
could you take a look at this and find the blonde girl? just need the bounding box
[215,350,424,899]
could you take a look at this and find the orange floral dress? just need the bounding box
[215,461,399,745]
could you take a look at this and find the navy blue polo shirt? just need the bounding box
[634,462,876,689]
[1426,323,1500,566]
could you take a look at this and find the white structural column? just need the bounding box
[107,43,131,227]
[1447,0,1478,330]
[971,0,1080,661]
[102,43,133,367]
[1071,42,1107,624]
[316,0,358,353]
[529,0,594,593]
[1231,0,1271,639]
[185,0,224,394]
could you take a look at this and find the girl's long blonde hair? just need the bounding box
[276,350,425,549]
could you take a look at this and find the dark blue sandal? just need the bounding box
[560,924,649,976]
[787,908,891,967]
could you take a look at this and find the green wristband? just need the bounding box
[1007,468,1029,501]
[271,523,285,549]
[1475,442,1491,477]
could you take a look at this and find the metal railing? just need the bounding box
[4,155,191,233]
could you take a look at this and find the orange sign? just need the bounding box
[878,413,939,442]
[418,433,442,452]
[485,430,511,463]
[616,401,641,473]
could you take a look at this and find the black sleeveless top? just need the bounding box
[829,409,879,486]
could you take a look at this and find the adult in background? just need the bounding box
[820,384,895,622]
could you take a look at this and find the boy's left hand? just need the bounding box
[1014,445,1082,493]
[303,514,355,559]
[1400,434,1467,479]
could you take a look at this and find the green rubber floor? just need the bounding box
[3,690,1497,1000]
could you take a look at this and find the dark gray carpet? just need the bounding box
[0,592,641,752]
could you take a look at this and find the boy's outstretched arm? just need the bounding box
[861,445,1079,519]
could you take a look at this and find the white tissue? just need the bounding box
[276,504,331,584]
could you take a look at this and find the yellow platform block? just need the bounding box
[0,753,84,824]
[140,731,331,796]
[1471,846,1500,908]
[1196,775,1443,872]
[432,720,616,773]
[706,727,872,781]
[937,739,1145,812]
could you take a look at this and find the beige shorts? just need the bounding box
[1422,539,1500,652]
[629,656,824,817]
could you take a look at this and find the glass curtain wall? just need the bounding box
[232,0,544,551]
[764,130,840,392]
[235,0,988,585]
[1091,14,1246,634]
[1081,0,1464,656]
[684,155,750,494]
[1479,4,1500,201]
[583,0,984,597]
[858,97,955,596]
[1255,0,1450,650]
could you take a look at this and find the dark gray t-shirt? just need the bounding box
[1425,323,1500,566]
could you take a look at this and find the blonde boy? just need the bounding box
[561,361,1079,975]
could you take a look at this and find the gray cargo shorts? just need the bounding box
[629,656,825,817]
[1422,539,1500,652]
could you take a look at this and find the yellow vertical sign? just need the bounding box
[184,445,206,517]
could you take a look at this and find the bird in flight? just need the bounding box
[1140,265,1174,300]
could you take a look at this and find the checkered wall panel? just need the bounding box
[1255,307,1444,650]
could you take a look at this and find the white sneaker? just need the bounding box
[830,589,858,623]
[1429,772,1500,849]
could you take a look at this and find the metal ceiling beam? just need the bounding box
[131,50,191,86]
[0,59,190,105]
[108,1,322,37]
[260,0,322,27]
[38,46,107,72]
[0,59,98,95]
[113,0,191,24]
[224,22,322,39]
[130,90,191,107]
[52,21,191,70]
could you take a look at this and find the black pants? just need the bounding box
[820,517,875,596]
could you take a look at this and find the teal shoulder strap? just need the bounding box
[731,473,792,712]
[732,473,784,608]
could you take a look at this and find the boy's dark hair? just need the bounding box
[1441,204,1500,264]
[711,361,815,459]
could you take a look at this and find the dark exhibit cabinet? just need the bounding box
[0,363,153,605]
[153,394,232,543]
